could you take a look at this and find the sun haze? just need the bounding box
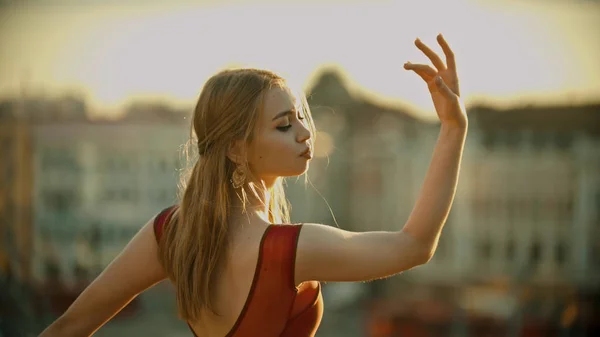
[0,0,598,118]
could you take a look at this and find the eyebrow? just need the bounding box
[271,109,294,121]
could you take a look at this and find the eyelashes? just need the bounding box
[276,114,305,132]
[277,125,292,132]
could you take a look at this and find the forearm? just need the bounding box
[39,315,94,337]
[39,316,72,337]
[401,123,467,258]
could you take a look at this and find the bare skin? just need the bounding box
[39,33,467,337]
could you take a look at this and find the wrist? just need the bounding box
[440,121,468,135]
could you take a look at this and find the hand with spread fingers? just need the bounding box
[404,34,467,128]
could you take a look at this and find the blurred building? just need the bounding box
[0,96,193,334]
[1,97,189,288]
[454,105,600,288]
[0,99,35,337]
[296,70,600,334]
[30,104,189,287]
[0,100,33,283]
[0,71,597,336]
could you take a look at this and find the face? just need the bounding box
[245,87,313,184]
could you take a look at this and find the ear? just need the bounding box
[226,140,246,165]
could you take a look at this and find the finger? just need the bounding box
[403,62,437,78]
[437,34,456,72]
[434,76,457,100]
[415,38,446,71]
[409,69,435,84]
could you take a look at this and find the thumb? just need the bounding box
[434,76,456,99]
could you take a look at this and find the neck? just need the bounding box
[230,178,276,224]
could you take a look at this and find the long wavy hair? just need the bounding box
[157,68,316,321]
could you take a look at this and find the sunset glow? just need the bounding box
[0,0,598,119]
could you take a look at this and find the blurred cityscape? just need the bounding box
[1,69,599,337]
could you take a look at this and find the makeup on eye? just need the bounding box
[274,113,290,132]
[272,110,293,121]
[273,110,305,132]
[276,124,292,132]
[272,108,305,121]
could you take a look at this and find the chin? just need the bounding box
[297,161,311,175]
[282,165,310,177]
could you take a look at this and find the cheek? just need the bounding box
[247,139,271,171]
[251,134,294,170]
[269,133,296,156]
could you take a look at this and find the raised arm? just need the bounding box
[401,33,467,256]
[295,34,467,284]
[39,218,167,337]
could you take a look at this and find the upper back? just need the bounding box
[153,206,323,337]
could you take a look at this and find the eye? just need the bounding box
[277,125,292,132]
[298,114,305,120]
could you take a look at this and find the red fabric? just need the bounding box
[153,206,323,337]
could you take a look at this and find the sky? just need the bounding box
[0,0,599,119]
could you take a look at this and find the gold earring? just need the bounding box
[231,165,246,189]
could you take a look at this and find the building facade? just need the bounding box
[0,100,33,283]
[32,120,189,285]
[294,71,600,329]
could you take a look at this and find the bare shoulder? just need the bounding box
[294,223,429,285]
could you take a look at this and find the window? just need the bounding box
[532,199,541,224]
[120,158,131,172]
[101,189,137,202]
[101,190,116,201]
[104,154,133,172]
[555,133,573,150]
[2,143,14,182]
[482,132,495,150]
[43,190,76,212]
[592,232,600,269]
[530,240,541,265]
[505,131,521,149]
[555,241,567,266]
[474,199,493,222]
[559,196,574,223]
[507,199,517,225]
[506,240,515,261]
[480,239,492,260]
[41,148,79,170]
[532,131,550,149]
[595,191,600,223]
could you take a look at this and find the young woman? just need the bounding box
[39,34,467,337]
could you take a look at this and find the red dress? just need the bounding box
[153,206,324,337]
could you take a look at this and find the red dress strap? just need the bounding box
[230,224,305,336]
[259,224,304,290]
[153,205,178,241]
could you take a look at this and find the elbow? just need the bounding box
[400,230,436,266]
[421,250,435,265]
[416,246,436,266]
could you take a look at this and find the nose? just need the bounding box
[296,121,311,143]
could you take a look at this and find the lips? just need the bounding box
[299,148,312,159]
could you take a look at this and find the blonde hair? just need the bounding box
[157,68,316,320]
